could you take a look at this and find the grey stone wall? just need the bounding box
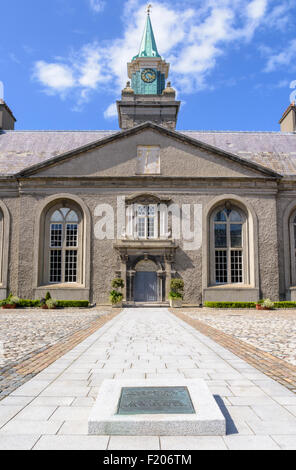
[0,181,280,304]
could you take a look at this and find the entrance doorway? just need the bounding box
[134,271,158,302]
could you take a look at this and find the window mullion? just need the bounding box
[62,222,66,283]
[227,220,231,284]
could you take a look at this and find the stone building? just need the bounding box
[0,12,296,305]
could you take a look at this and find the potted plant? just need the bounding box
[2,294,20,309]
[256,298,274,310]
[46,298,57,310]
[40,292,52,310]
[109,278,124,308]
[109,290,123,308]
[169,278,184,308]
[111,278,125,290]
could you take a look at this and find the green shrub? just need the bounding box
[18,299,40,308]
[204,301,257,308]
[273,301,296,308]
[45,291,51,301]
[169,279,184,300]
[111,278,125,289]
[109,290,123,305]
[170,279,184,294]
[169,291,183,299]
[56,300,90,308]
[5,294,20,306]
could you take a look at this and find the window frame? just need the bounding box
[210,205,248,286]
[134,204,159,240]
[289,211,296,285]
[0,211,3,285]
[44,204,83,285]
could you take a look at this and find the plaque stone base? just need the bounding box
[88,379,226,436]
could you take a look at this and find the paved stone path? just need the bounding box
[0,308,296,450]
[178,308,296,366]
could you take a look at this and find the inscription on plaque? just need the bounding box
[117,387,196,415]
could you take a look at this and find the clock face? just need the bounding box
[141,68,156,83]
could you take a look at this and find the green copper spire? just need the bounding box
[134,9,160,59]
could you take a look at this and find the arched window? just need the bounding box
[44,204,83,284]
[211,206,246,285]
[0,209,3,284]
[289,212,296,285]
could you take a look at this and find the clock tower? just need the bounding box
[117,7,180,130]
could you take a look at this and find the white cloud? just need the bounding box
[33,0,295,118]
[104,103,118,119]
[264,39,296,72]
[34,61,75,92]
[247,0,267,20]
[89,0,105,13]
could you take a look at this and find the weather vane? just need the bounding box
[146,4,152,15]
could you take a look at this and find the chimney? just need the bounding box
[0,100,16,130]
[279,102,296,132]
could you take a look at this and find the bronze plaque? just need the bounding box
[117,386,196,415]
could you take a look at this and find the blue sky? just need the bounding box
[1,0,296,131]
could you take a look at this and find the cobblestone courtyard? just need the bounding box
[0,308,114,399]
[179,308,296,366]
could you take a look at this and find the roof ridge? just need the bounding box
[0,130,117,133]
[181,130,296,135]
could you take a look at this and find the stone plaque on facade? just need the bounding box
[117,386,196,415]
[136,146,160,174]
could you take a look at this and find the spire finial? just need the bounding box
[146,4,152,15]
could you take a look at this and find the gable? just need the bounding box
[19,126,279,179]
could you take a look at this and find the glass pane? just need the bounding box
[50,224,62,247]
[148,205,156,216]
[51,210,63,222]
[214,210,226,222]
[230,210,242,222]
[215,250,227,283]
[66,224,78,247]
[50,250,62,283]
[294,224,296,249]
[66,210,79,222]
[230,224,242,248]
[231,250,243,283]
[137,217,146,238]
[65,250,77,283]
[137,205,147,216]
[147,217,155,238]
[60,208,70,218]
[215,224,227,248]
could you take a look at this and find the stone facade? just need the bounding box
[0,14,296,305]
[0,122,293,305]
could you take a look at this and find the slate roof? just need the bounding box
[0,130,116,175]
[182,131,296,177]
[0,128,295,177]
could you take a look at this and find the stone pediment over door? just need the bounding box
[18,122,280,180]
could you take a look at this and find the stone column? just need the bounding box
[127,270,136,301]
[157,271,163,301]
[164,252,173,301]
[120,253,128,301]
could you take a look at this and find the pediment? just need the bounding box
[18,122,280,179]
